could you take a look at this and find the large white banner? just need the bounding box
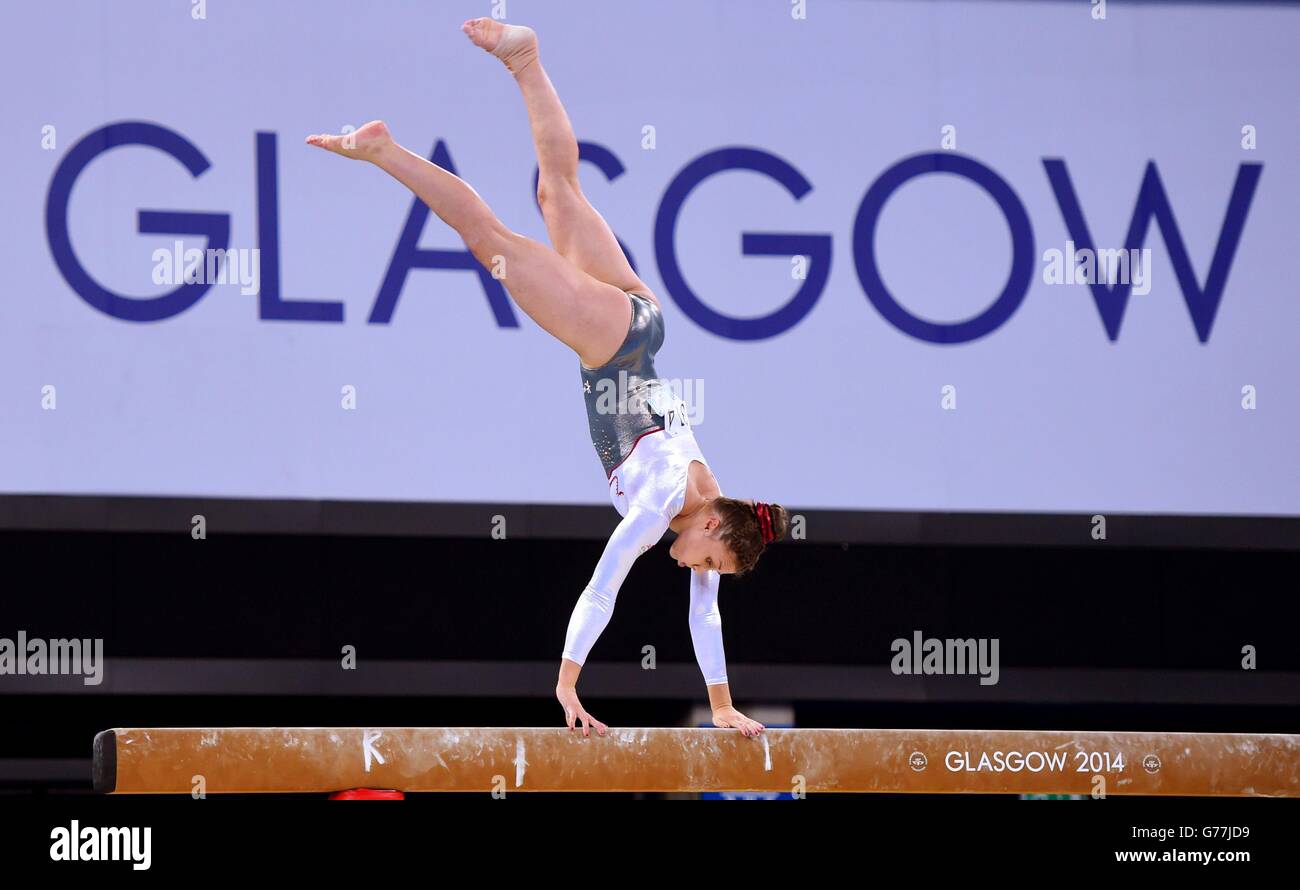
[1,0,1296,514]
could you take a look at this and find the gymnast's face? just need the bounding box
[670,515,736,575]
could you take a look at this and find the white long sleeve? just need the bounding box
[561,508,670,666]
[688,568,728,685]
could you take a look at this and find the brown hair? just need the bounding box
[712,497,790,575]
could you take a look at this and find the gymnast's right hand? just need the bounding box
[556,684,608,737]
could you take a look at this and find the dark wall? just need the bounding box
[3,529,1296,670]
[3,529,1297,794]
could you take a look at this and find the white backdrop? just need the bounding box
[1,0,1297,515]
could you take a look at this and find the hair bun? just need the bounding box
[768,504,790,542]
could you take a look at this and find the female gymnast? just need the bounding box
[307,19,788,739]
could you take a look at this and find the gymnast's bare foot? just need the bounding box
[461,17,539,76]
[304,119,393,162]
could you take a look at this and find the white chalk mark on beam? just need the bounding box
[363,729,385,773]
[762,734,772,771]
[514,737,528,788]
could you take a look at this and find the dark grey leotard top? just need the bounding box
[580,293,666,476]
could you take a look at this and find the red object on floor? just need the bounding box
[329,789,405,800]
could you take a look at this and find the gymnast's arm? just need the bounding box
[556,507,669,735]
[690,568,765,737]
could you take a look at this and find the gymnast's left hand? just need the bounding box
[713,706,765,737]
[556,684,608,738]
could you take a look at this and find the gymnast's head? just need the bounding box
[670,498,789,576]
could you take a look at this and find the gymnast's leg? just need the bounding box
[305,120,632,368]
[462,18,655,303]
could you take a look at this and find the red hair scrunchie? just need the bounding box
[753,501,776,545]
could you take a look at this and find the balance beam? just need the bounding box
[92,727,1300,796]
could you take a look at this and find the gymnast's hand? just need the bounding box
[713,706,765,737]
[556,684,608,737]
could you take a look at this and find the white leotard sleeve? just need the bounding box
[561,507,670,666]
[688,568,728,685]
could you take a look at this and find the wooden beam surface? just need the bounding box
[93,727,1300,796]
